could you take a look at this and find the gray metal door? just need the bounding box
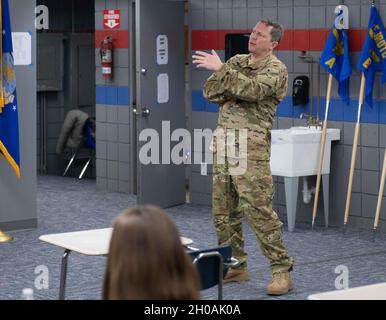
[135,0,185,208]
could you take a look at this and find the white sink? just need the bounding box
[270,126,341,177]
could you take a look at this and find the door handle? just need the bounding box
[132,108,140,115]
[142,107,150,117]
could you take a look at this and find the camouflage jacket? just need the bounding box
[203,53,288,131]
[203,53,288,160]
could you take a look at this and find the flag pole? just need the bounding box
[311,74,333,229]
[343,73,365,232]
[0,0,13,243]
[372,149,386,240]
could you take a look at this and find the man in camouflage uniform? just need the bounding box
[192,19,294,295]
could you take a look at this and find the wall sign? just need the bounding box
[12,32,32,66]
[157,73,169,104]
[156,35,168,65]
[103,9,120,29]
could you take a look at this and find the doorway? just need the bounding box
[37,0,96,178]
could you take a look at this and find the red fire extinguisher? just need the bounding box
[100,36,113,78]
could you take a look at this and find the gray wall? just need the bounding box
[188,0,386,231]
[0,0,37,231]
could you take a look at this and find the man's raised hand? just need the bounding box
[192,50,223,71]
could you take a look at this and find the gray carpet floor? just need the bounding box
[1,175,386,300]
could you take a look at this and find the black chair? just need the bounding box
[188,245,235,300]
[62,118,95,179]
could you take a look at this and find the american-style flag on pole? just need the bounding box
[0,0,20,177]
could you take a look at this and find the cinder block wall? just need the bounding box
[95,0,131,193]
[188,0,386,230]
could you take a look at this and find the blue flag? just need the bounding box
[358,5,386,108]
[0,0,20,177]
[320,27,352,104]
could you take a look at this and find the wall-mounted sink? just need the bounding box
[269,126,341,232]
[270,126,341,177]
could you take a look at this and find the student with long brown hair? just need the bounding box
[103,205,200,300]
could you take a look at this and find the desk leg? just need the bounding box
[322,174,329,228]
[59,249,71,300]
[284,177,299,232]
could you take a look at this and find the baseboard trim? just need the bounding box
[0,219,38,231]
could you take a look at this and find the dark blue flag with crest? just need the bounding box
[358,5,386,108]
[320,25,352,105]
[0,0,20,177]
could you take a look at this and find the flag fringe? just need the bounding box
[0,140,20,178]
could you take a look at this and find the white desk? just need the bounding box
[308,283,386,300]
[39,228,193,299]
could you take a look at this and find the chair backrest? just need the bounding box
[188,245,232,292]
[82,118,96,149]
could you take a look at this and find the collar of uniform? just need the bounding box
[246,53,272,70]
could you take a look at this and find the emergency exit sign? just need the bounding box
[103,10,120,29]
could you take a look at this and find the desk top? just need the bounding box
[39,228,193,256]
[308,283,386,300]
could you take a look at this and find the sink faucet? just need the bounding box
[299,113,322,128]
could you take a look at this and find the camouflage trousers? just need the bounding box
[212,154,294,273]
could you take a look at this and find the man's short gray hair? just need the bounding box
[259,19,284,43]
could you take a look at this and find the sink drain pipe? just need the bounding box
[302,176,315,204]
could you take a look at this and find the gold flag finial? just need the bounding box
[0,229,13,243]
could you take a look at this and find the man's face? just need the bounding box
[248,22,278,55]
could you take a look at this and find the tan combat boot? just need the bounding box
[223,267,249,284]
[266,271,293,295]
